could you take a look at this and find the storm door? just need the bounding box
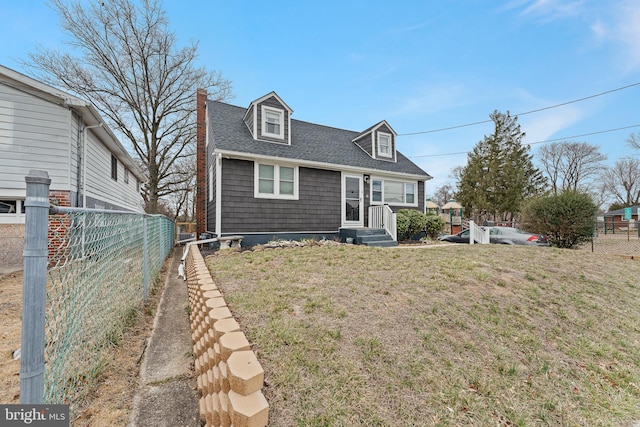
[342,174,363,226]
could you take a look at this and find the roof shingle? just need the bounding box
[209,100,431,178]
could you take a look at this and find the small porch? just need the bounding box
[339,228,397,247]
[340,205,398,247]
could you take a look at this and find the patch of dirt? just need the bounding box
[0,260,170,426]
[0,271,22,404]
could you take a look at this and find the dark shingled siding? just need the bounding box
[353,133,373,157]
[220,158,341,233]
[243,104,254,135]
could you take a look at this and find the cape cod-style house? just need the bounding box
[196,90,432,246]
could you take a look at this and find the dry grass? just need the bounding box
[206,244,640,426]
[0,260,169,426]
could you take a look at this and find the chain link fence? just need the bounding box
[20,171,175,414]
[586,220,640,257]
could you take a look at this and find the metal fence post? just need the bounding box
[20,170,51,404]
[143,215,149,303]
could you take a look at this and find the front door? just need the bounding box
[342,174,363,227]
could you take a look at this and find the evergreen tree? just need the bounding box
[456,111,546,222]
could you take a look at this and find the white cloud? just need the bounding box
[519,106,585,144]
[515,0,640,73]
[612,0,640,71]
[516,0,585,21]
[589,19,607,40]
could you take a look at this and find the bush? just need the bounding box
[396,209,425,240]
[424,214,445,239]
[396,211,411,241]
[396,209,444,241]
[520,191,597,249]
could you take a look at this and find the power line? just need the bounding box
[398,82,640,136]
[526,124,640,146]
[408,124,640,158]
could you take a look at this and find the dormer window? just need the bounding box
[261,106,284,139]
[244,92,293,144]
[378,132,392,158]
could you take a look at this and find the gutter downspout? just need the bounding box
[81,123,103,208]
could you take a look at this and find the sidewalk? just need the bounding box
[128,246,200,427]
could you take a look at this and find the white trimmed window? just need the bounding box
[254,162,298,200]
[261,106,284,139]
[0,199,24,224]
[0,200,18,214]
[377,132,392,158]
[111,154,118,181]
[371,179,417,206]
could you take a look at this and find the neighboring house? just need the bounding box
[603,205,640,231]
[196,90,432,246]
[0,65,145,266]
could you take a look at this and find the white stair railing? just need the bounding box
[469,220,490,244]
[368,205,397,241]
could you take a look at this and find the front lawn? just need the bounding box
[206,244,640,426]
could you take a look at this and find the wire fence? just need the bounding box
[20,171,175,414]
[586,220,640,257]
[45,208,174,408]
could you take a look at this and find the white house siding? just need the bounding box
[1,65,145,221]
[0,82,72,198]
[83,129,142,211]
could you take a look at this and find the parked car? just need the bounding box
[438,228,474,244]
[438,226,549,246]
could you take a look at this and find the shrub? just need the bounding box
[396,209,444,241]
[521,191,597,249]
[396,211,411,241]
[424,213,445,239]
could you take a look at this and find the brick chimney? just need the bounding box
[196,89,207,237]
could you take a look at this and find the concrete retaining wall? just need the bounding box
[185,245,268,427]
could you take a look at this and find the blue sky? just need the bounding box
[2,0,640,195]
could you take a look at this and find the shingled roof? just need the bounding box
[208,100,431,179]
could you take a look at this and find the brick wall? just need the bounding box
[196,89,207,237]
[185,245,269,427]
[48,190,72,263]
[0,190,74,271]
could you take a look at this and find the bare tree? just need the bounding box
[165,154,196,220]
[26,0,232,213]
[599,158,640,207]
[537,141,606,195]
[627,132,640,150]
[430,183,455,207]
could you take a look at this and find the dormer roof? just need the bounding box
[243,91,293,145]
[244,91,293,115]
[352,120,398,162]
